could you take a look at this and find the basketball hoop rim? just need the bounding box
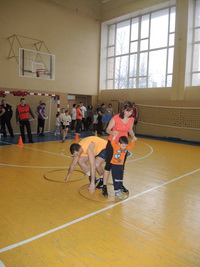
[36,69,49,73]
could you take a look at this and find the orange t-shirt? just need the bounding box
[110,140,134,165]
[76,108,82,119]
[79,136,107,157]
[108,114,134,143]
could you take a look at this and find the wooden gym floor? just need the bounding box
[0,133,200,266]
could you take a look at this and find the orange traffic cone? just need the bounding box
[74,133,80,141]
[18,136,24,145]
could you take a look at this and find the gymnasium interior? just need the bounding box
[0,0,200,266]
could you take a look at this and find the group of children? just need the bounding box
[54,107,99,142]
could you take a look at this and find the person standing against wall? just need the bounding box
[86,105,93,131]
[93,110,98,132]
[76,104,82,134]
[104,103,115,131]
[71,103,77,132]
[80,102,87,131]
[96,103,105,136]
[16,98,36,143]
[37,102,46,136]
[106,103,115,116]
[0,105,5,134]
[132,102,139,134]
[0,99,14,137]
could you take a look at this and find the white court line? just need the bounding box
[127,141,153,163]
[1,167,199,254]
[0,141,72,168]
[0,140,153,168]
[0,163,69,169]
[0,140,71,158]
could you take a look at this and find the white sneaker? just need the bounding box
[115,190,124,199]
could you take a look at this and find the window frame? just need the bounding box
[191,0,200,86]
[101,3,176,90]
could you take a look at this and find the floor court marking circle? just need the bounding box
[0,140,153,168]
[43,169,85,183]
[78,183,129,203]
[0,167,199,253]
[126,140,154,163]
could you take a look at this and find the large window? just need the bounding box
[106,6,176,89]
[191,0,200,86]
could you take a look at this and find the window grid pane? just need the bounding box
[107,80,114,89]
[195,0,200,27]
[192,0,200,86]
[141,15,149,39]
[115,55,129,89]
[170,6,176,33]
[130,41,138,53]
[116,21,130,55]
[108,25,116,46]
[131,18,139,41]
[106,5,176,89]
[107,58,114,79]
[150,9,169,49]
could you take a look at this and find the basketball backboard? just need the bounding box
[19,48,55,80]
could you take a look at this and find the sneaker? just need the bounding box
[115,190,124,199]
[102,185,108,197]
[96,178,103,189]
[88,176,99,184]
[121,185,129,194]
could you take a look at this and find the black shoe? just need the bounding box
[96,178,103,189]
[29,140,34,143]
[102,185,108,197]
[121,185,129,194]
[88,176,99,184]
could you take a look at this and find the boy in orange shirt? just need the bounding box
[110,135,137,199]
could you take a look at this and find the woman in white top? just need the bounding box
[80,102,87,131]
